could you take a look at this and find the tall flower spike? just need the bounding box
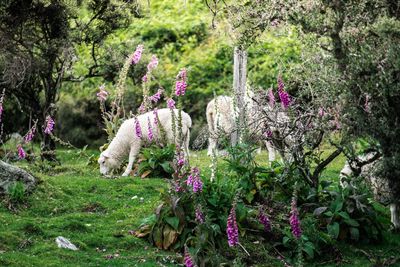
[147,117,153,142]
[135,117,142,138]
[44,116,55,134]
[184,246,196,267]
[258,207,271,232]
[290,196,302,239]
[147,55,159,72]
[277,76,291,109]
[131,44,144,65]
[97,84,108,102]
[226,205,239,247]
[195,205,205,224]
[167,98,176,109]
[175,68,188,96]
[268,88,275,108]
[24,124,36,143]
[17,145,26,160]
[149,89,163,103]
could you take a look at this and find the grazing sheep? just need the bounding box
[340,153,400,230]
[98,108,192,176]
[206,95,290,162]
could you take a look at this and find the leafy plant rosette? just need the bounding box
[133,144,175,178]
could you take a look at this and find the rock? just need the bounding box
[0,160,36,194]
[55,236,78,251]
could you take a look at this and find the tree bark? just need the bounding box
[232,47,247,145]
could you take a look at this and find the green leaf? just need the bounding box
[344,219,360,227]
[283,236,290,246]
[324,211,334,217]
[165,217,180,231]
[334,201,344,213]
[338,211,350,220]
[350,227,359,240]
[327,222,340,239]
[303,242,315,258]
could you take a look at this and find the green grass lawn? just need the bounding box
[1,148,400,266]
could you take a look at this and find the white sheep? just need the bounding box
[98,108,192,176]
[340,153,399,230]
[206,95,290,162]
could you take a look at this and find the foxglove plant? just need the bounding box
[167,98,176,109]
[195,205,205,224]
[96,84,108,102]
[44,116,55,135]
[147,55,159,72]
[226,204,239,247]
[24,122,37,143]
[258,207,271,232]
[147,117,153,142]
[17,145,26,159]
[184,245,196,267]
[290,196,302,239]
[131,44,144,65]
[135,117,142,138]
[149,89,163,103]
[277,76,291,109]
[175,68,187,96]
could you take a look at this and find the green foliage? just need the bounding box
[6,181,26,204]
[314,184,383,243]
[136,144,176,178]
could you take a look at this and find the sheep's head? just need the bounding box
[98,151,119,175]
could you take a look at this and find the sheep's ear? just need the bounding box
[102,151,110,158]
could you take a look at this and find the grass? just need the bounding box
[1,148,400,266]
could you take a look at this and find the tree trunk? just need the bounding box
[0,160,37,194]
[232,47,247,145]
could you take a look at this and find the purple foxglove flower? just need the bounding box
[167,98,176,109]
[142,74,148,83]
[24,124,36,143]
[147,117,153,141]
[153,108,159,125]
[17,145,26,159]
[290,197,302,239]
[264,130,272,138]
[227,205,239,247]
[135,117,142,138]
[175,80,187,96]
[258,208,271,232]
[186,174,194,186]
[138,103,146,114]
[149,89,163,103]
[96,84,108,102]
[147,55,159,72]
[177,157,185,167]
[174,181,183,192]
[184,246,196,267]
[177,68,187,81]
[44,116,55,134]
[277,76,291,109]
[195,206,205,224]
[268,88,275,108]
[131,44,144,65]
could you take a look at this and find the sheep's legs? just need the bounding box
[122,148,137,177]
[390,203,400,230]
[207,135,217,156]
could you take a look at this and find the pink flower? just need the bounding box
[167,98,176,109]
[131,44,144,65]
[268,88,275,108]
[264,130,273,138]
[142,74,148,83]
[290,197,302,239]
[44,116,55,134]
[277,76,291,109]
[17,145,26,159]
[149,89,163,103]
[135,117,142,138]
[153,108,159,125]
[258,207,271,232]
[195,205,205,224]
[147,117,153,142]
[227,205,239,247]
[138,103,146,114]
[147,55,159,72]
[96,84,108,102]
[186,167,202,193]
[184,246,196,267]
[24,124,36,143]
[175,68,188,96]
